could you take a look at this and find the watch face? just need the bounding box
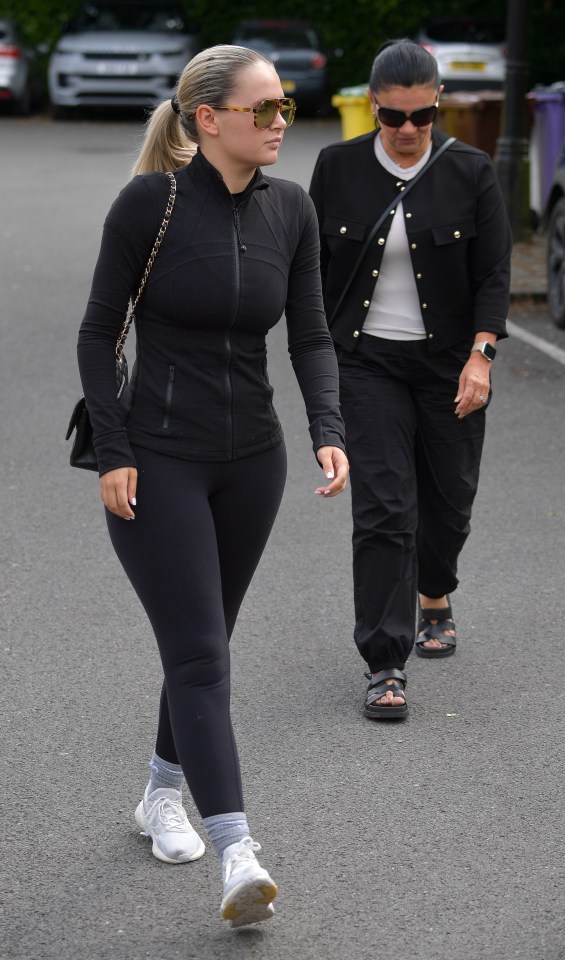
[483,342,496,361]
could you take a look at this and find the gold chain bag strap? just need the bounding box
[66,171,177,470]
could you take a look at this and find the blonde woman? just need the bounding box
[77,45,348,927]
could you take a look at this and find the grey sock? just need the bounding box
[148,751,184,793]
[202,812,250,861]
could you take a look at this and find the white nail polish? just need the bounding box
[131,497,137,505]
[326,472,334,479]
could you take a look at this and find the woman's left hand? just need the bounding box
[315,446,349,497]
[454,355,491,418]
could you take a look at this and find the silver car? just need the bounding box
[48,0,200,115]
[0,18,45,115]
[416,17,506,92]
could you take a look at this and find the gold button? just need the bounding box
[396,180,403,187]
[378,237,385,245]
[454,230,461,238]
[411,243,417,249]
[390,209,396,215]
[422,303,427,309]
[363,300,370,307]
[428,333,434,339]
[400,186,406,191]
[353,330,360,338]
[416,273,422,279]
[340,226,347,234]
[406,212,412,219]
[372,269,379,277]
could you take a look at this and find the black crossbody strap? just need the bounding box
[328,136,456,326]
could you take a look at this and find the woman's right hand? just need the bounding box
[99,467,138,519]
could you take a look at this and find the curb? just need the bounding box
[509,291,547,302]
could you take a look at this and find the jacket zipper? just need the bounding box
[162,364,175,429]
[225,200,246,458]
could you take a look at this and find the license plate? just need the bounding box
[281,79,296,93]
[449,61,486,71]
[96,62,139,75]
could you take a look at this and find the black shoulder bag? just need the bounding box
[66,171,177,471]
[328,137,456,327]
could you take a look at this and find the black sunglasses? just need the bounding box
[375,101,439,129]
[215,97,296,129]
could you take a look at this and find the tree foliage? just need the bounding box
[0,0,563,93]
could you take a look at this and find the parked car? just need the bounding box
[0,18,46,115]
[416,16,506,92]
[48,0,200,116]
[231,20,332,116]
[545,137,565,328]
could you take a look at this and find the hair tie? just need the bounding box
[171,96,180,115]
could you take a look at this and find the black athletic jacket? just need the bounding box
[77,150,345,476]
[309,129,512,353]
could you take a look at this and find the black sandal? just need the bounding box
[363,668,408,720]
[416,599,457,659]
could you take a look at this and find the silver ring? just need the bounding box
[479,395,487,403]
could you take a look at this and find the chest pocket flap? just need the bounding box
[432,219,477,246]
[322,216,367,242]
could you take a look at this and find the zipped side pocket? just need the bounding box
[162,364,175,429]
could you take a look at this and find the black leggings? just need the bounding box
[106,442,287,819]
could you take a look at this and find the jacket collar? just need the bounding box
[190,148,270,200]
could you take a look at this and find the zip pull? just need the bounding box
[233,205,247,253]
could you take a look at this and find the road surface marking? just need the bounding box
[506,319,565,366]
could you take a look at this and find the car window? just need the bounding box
[235,26,318,50]
[423,19,505,44]
[68,3,189,33]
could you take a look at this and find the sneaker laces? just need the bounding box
[224,838,261,883]
[147,795,189,833]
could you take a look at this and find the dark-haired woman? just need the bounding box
[309,39,511,719]
[77,44,348,926]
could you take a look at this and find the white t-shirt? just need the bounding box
[363,135,432,340]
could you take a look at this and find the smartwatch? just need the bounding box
[471,341,496,362]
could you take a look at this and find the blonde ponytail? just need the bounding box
[131,100,196,177]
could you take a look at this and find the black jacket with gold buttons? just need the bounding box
[308,128,512,353]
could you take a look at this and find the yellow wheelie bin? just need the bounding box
[332,85,374,140]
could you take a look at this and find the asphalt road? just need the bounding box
[1,112,564,960]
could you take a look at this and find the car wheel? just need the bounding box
[547,195,565,329]
[51,105,73,120]
[13,83,32,116]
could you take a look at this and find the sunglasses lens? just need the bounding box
[256,99,296,128]
[280,100,296,126]
[377,108,405,128]
[412,105,438,127]
[255,100,278,128]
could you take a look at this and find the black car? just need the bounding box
[231,20,332,116]
[545,136,565,328]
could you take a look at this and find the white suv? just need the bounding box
[416,17,506,93]
[48,0,200,116]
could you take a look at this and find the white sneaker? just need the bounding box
[134,786,205,864]
[220,837,278,928]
